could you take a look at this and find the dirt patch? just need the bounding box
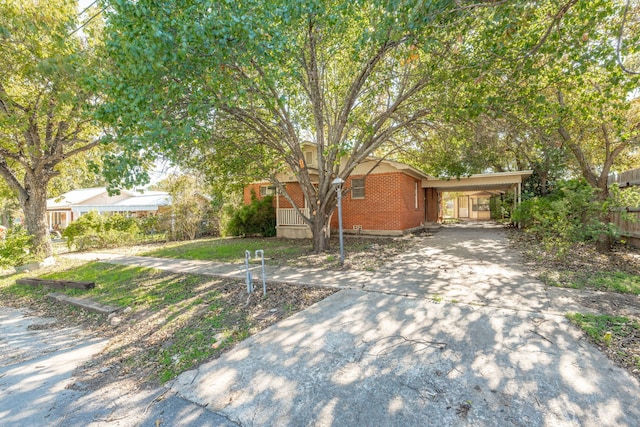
[285,235,421,271]
[576,292,640,317]
[509,229,640,278]
[1,276,336,393]
[508,229,640,381]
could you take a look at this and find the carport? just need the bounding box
[422,170,533,222]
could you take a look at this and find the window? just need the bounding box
[260,185,275,196]
[305,151,313,166]
[472,197,490,211]
[414,181,419,209]
[351,178,365,199]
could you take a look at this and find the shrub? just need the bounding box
[137,215,160,234]
[157,202,218,241]
[224,193,276,237]
[0,226,37,268]
[63,211,141,250]
[105,214,139,234]
[512,179,618,256]
[490,193,513,220]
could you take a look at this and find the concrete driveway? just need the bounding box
[171,223,640,426]
[0,307,234,427]
[363,222,565,313]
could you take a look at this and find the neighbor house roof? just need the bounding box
[47,187,111,209]
[112,192,171,207]
[46,187,171,213]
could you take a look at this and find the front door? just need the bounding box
[458,196,469,218]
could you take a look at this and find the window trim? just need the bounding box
[472,197,490,212]
[260,185,275,197]
[351,178,365,199]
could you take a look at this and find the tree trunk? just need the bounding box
[539,171,549,196]
[594,186,611,253]
[19,178,52,259]
[311,214,331,253]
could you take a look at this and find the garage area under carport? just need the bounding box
[422,170,533,223]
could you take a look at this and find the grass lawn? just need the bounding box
[566,313,640,371]
[539,270,640,295]
[0,259,334,385]
[140,237,306,263]
[138,235,415,271]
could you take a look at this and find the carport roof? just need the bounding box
[422,170,533,192]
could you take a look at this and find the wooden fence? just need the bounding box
[609,168,640,247]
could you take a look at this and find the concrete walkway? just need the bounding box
[62,223,640,425]
[67,222,635,317]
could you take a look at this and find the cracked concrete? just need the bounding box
[0,307,235,426]
[6,222,640,425]
[166,223,640,426]
[170,289,640,426]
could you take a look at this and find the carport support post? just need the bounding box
[332,177,345,265]
[517,182,522,228]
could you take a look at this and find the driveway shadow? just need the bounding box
[172,289,640,426]
[365,223,551,312]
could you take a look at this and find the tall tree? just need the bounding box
[100,0,528,252]
[409,0,639,251]
[0,0,105,258]
[490,0,640,251]
[0,179,19,227]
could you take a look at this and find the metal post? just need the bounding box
[255,249,266,296]
[517,182,522,229]
[244,250,253,294]
[332,177,345,265]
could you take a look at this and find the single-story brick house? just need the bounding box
[245,145,532,238]
[46,187,171,230]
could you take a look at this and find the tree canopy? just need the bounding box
[100,0,547,250]
[98,0,640,252]
[0,0,106,258]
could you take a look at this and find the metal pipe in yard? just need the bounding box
[244,250,253,294]
[255,249,266,296]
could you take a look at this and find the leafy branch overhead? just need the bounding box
[101,0,542,251]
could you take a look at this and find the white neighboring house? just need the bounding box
[46,187,171,230]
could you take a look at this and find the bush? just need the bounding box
[157,202,219,242]
[224,193,276,237]
[490,193,513,220]
[0,226,37,268]
[137,215,160,234]
[512,179,617,256]
[63,211,141,250]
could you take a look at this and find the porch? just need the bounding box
[276,207,312,239]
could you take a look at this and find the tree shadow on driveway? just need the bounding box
[171,289,640,426]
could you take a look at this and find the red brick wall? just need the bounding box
[246,173,425,232]
[330,172,424,232]
[244,182,305,209]
[279,183,305,209]
[243,183,264,205]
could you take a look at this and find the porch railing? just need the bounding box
[277,208,309,226]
